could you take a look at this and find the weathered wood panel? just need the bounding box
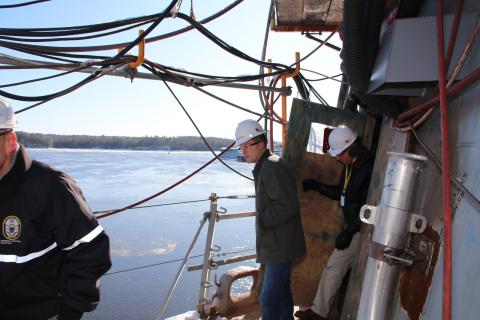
[273,0,343,31]
[283,99,369,307]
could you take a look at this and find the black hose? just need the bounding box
[342,0,400,117]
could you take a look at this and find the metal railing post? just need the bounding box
[197,193,218,316]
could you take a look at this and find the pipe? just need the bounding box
[358,152,427,320]
[395,66,480,125]
[436,1,453,319]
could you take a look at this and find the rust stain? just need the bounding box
[399,225,440,320]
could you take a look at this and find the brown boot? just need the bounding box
[294,308,327,320]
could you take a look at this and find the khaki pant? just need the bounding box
[311,233,360,317]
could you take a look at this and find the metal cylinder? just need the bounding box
[357,152,427,320]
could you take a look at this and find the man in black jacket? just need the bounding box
[234,119,306,320]
[0,98,111,320]
[295,126,373,320]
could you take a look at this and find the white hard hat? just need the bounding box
[328,126,357,157]
[234,119,265,147]
[0,98,18,130]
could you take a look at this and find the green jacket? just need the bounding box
[252,150,306,264]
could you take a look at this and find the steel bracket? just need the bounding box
[360,205,379,225]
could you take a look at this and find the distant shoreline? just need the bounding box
[17,131,234,152]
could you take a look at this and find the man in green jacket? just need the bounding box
[234,119,306,320]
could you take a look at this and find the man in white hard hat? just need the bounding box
[234,119,306,320]
[296,126,374,320]
[0,98,111,320]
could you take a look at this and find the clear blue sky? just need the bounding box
[1,0,342,140]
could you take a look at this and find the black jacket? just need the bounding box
[0,145,111,320]
[319,146,374,233]
[253,150,306,264]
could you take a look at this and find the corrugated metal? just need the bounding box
[273,0,343,31]
[414,80,480,320]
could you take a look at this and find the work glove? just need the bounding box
[335,228,355,250]
[302,178,324,192]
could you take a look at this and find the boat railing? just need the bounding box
[156,193,257,320]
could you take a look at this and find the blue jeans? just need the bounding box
[260,260,293,320]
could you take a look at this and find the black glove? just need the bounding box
[334,229,355,250]
[303,178,323,192]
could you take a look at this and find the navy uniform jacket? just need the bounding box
[0,145,111,320]
[252,150,306,264]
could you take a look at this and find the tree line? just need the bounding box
[16,132,234,151]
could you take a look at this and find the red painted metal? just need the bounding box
[437,1,452,319]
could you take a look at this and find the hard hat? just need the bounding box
[234,119,265,147]
[328,126,357,157]
[0,98,18,130]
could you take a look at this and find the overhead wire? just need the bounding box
[0,19,157,43]
[0,0,245,52]
[13,62,128,113]
[175,12,290,71]
[301,69,344,83]
[0,59,116,88]
[2,0,178,108]
[160,77,254,181]
[143,60,283,124]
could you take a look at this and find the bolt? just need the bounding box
[415,219,423,230]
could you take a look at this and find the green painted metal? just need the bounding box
[283,98,366,168]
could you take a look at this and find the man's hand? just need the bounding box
[335,229,355,250]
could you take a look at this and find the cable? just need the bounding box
[104,248,255,276]
[175,12,290,71]
[408,122,480,211]
[0,0,49,9]
[0,19,157,43]
[0,59,123,88]
[160,78,254,181]
[0,0,244,52]
[143,60,283,124]
[96,146,240,219]
[291,26,341,68]
[301,69,344,83]
[94,194,255,216]
[12,62,127,113]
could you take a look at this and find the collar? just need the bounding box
[252,149,270,178]
[0,144,32,200]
